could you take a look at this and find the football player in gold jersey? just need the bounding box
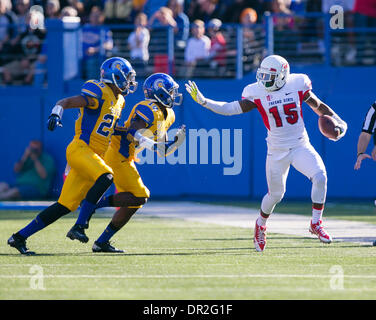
[83,73,186,252]
[7,57,137,255]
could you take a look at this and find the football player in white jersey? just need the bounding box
[185,55,347,252]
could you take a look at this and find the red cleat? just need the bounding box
[254,221,267,252]
[309,220,332,244]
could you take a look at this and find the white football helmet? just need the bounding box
[256,55,290,92]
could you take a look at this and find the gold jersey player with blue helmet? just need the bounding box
[7,57,137,255]
[85,73,186,253]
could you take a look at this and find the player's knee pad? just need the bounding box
[261,191,284,215]
[311,171,327,188]
[311,171,327,204]
[38,202,71,226]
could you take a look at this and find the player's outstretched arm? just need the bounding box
[354,132,372,170]
[304,91,347,141]
[47,95,95,131]
[185,80,256,115]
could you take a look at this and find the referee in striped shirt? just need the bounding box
[354,102,376,170]
[354,102,376,246]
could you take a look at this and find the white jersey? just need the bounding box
[242,73,312,149]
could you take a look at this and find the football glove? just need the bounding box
[47,114,63,131]
[185,81,207,106]
[331,114,347,141]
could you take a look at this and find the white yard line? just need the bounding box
[1,274,376,279]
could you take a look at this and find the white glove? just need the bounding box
[185,81,207,106]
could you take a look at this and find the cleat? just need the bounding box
[7,234,35,255]
[66,224,89,243]
[309,220,332,244]
[254,221,267,252]
[92,241,124,253]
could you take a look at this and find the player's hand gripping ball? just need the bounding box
[318,115,340,140]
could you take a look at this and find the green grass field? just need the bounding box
[0,206,376,300]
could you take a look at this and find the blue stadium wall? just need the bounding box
[0,65,375,200]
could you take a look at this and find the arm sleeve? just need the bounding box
[80,81,102,109]
[204,99,243,116]
[362,103,376,134]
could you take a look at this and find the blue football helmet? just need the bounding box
[143,73,182,108]
[100,57,137,95]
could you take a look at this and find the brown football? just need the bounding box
[318,115,340,140]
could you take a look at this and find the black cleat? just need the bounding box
[92,241,124,253]
[66,224,89,243]
[7,234,35,255]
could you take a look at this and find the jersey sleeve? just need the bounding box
[361,103,376,134]
[301,74,312,95]
[241,84,256,102]
[133,103,155,127]
[80,81,103,109]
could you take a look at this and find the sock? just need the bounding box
[312,204,324,224]
[256,212,269,227]
[96,222,119,244]
[18,216,46,239]
[96,195,113,209]
[76,200,96,226]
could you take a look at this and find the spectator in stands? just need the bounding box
[14,0,30,36]
[272,0,294,30]
[60,5,79,18]
[241,7,258,40]
[187,0,221,22]
[0,140,55,200]
[45,0,60,18]
[354,0,376,27]
[241,7,261,71]
[65,0,85,18]
[221,0,260,23]
[82,0,104,21]
[148,6,177,29]
[104,0,134,24]
[184,19,210,77]
[207,18,226,73]
[0,0,18,66]
[2,10,45,84]
[128,12,150,69]
[133,0,147,13]
[143,0,168,17]
[82,6,113,79]
[168,0,190,46]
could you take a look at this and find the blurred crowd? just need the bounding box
[1,0,376,84]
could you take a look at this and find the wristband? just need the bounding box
[357,152,364,158]
[51,105,64,118]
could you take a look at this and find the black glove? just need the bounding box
[47,114,62,131]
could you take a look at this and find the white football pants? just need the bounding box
[261,143,327,215]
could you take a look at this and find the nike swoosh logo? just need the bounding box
[285,92,293,95]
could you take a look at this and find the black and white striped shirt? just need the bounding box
[362,102,376,134]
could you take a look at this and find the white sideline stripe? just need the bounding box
[1,274,376,279]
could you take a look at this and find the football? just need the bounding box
[318,115,340,140]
